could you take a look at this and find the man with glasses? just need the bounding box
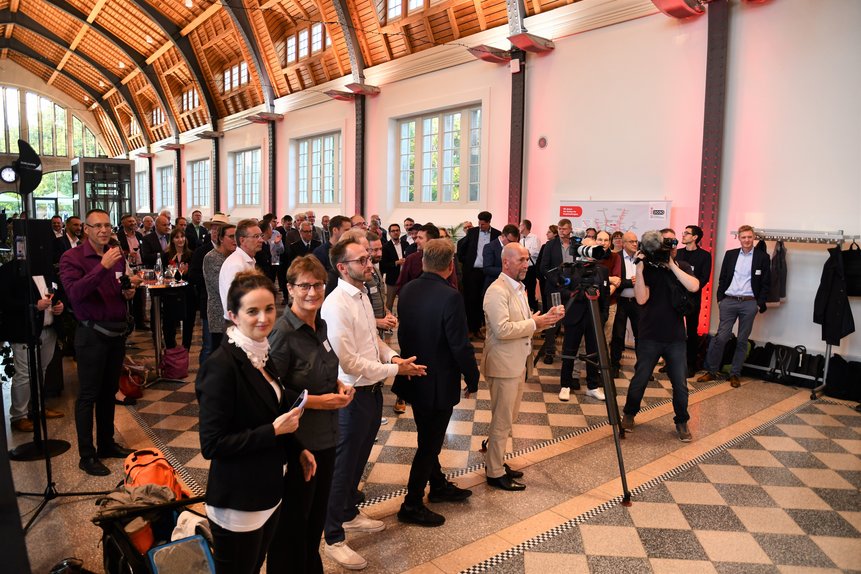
[381,223,406,311]
[140,215,171,267]
[609,231,642,379]
[218,219,263,320]
[321,237,426,571]
[538,218,575,364]
[60,209,138,476]
[675,225,712,376]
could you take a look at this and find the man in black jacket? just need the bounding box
[698,225,770,387]
[457,211,501,338]
[53,215,82,263]
[538,218,576,363]
[185,210,208,251]
[675,225,712,375]
[394,239,479,526]
[380,223,406,310]
[140,215,171,267]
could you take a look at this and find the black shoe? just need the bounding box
[428,482,472,503]
[397,504,445,527]
[486,475,526,491]
[504,464,524,479]
[610,367,621,379]
[543,354,555,365]
[355,490,366,505]
[135,324,150,331]
[97,444,135,459]
[114,396,137,406]
[79,457,110,476]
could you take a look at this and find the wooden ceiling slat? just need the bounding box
[86,0,108,23]
[181,3,221,37]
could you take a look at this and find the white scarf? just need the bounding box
[226,325,270,370]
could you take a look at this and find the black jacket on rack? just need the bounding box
[767,240,787,303]
[813,245,855,345]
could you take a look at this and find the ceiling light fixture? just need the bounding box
[118,62,126,69]
[146,35,154,45]
[468,45,512,64]
[99,81,105,87]
[185,0,193,8]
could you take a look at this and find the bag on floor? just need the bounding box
[119,358,149,400]
[124,449,189,501]
[823,354,861,401]
[160,346,189,380]
[742,341,775,378]
[768,345,820,389]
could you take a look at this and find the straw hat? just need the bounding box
[203,213,230,229]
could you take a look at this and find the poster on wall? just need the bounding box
[558,200,671,234]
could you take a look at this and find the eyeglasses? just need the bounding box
[343,256,371,266]
[86,223,113,230]
[243,233,263,240]
[682,231,693,236]
[290,282,325,293]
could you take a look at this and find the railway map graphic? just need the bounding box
[558,200,672,233]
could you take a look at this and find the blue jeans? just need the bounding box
[623,339,689,424]
[704,298,758,376]
[324,385,383,544]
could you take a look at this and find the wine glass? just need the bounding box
[550,292,562,324]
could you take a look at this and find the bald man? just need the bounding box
[140,215,171,266]
[610,231,641,378]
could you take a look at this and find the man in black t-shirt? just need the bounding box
[675,225,712,375]
[621,231,700,441]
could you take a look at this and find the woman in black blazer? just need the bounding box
[196,271,316,574]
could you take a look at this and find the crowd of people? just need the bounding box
[2,206,772,573]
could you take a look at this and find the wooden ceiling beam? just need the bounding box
[10,0,20,12]
[221,0,276,110]
[423,17,435,44]
[447,7,460,39]
[474,0,488,30]
[86,0,109,23]
[180,3,221,37]
[68,25,87,51]
[145,42,172,65]
[273,2,297,27]
[380,0,472,34]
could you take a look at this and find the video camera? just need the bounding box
[638,231,677,267]
[570,229,609,261]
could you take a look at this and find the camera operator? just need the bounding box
[621,231,699,442]
[551,238,611,402]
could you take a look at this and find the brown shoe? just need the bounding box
[45,408,64,419]
[696,372,717,383]
[11,419,34,433]
[728,375,741,388]
[393,399,407,414]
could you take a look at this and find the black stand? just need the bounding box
[6,143,110,533]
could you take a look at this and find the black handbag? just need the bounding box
[823,354,861,401]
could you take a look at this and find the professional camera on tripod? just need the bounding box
[638,234,678,267]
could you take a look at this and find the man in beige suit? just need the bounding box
[482,243,563,490]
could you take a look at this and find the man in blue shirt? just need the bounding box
[698,225,770,387]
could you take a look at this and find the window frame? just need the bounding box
[294,131,342,207]
[229,148,261,208]
[222,62,250,93]
[395,104,482,207]
[187,158,211,209]
[156,165,174,212]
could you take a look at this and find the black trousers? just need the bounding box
[611,296,640,368]
[463,266,485,333]
[210,505,280,574]
[276,263,288,298]
[560,305,600,389]
[74,325,125,458]
[405,406,454,507]
[130,288,146,327]
[267,447,336,574]
[684,295,703,372]
[162,288,197,349]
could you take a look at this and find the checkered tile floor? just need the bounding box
[464,401,861,573]
[125,318,722,503]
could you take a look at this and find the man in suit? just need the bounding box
[393,239,479,526]
[538,218,575,363]
[53,215,82,263]
[312,215,351,272]
[608,231,642,378]
[698,225,771,387]
[380,223,405,311]
[117,214,146,329]
[286,221,321,268]
[285,213,306,245]
[140,214,171,267]
[305,210,324,243]
[51,214,64,238]
[483,224,520,291]
[186,209,208,250]
[458,211,501,338]
[482,244,563,490]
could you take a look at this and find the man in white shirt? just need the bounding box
[51,215,64,238]
[218,219,262,319]
[519,219,541,312]
[610,231,642,378]
[321,237,426,571]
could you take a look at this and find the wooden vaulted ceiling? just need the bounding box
[1,0,580,156]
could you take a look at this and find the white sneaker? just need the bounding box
[586,388,606,401]
[324,541,368,570]
[380,417,389,425]
[558,387,571,402]
[343,511,386,533]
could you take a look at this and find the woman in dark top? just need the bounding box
[197,271,316,574]
[161,227,196,348]
[267,256,353,574]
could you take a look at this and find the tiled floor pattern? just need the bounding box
[460,400,861,574]
[125,325,723,503]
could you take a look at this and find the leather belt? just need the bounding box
[355,382,384,392]
[725,295,755,302]
[619,296,637,303]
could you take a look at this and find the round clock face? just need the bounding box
[0,166,16,184]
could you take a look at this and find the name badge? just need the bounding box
[323,340,332,353]
[755,270,762,276]
[115,272,123,279]
[369,286,378,294]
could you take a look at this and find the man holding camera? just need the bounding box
[621,231,700,441]
[698,225,770,387]
[60,209,138,476]
[552,238,611,402]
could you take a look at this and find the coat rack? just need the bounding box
[730,228,859,399]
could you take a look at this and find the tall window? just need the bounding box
[296,133,340,206]
[181,89,200,112]
[286,36,297,64]
[397,106,481,205]
[187,158,211,208]
[151,108,165,125]
[157,166,173,210]
[135,171,149,212]
[0,86,21,155]
[223,62,249,92]
[298,29,309,59]
[231,149,260,206]
[387,0,402,20]
[311,23,324,53]
[71,116,104,157]
[23,92,67,157]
